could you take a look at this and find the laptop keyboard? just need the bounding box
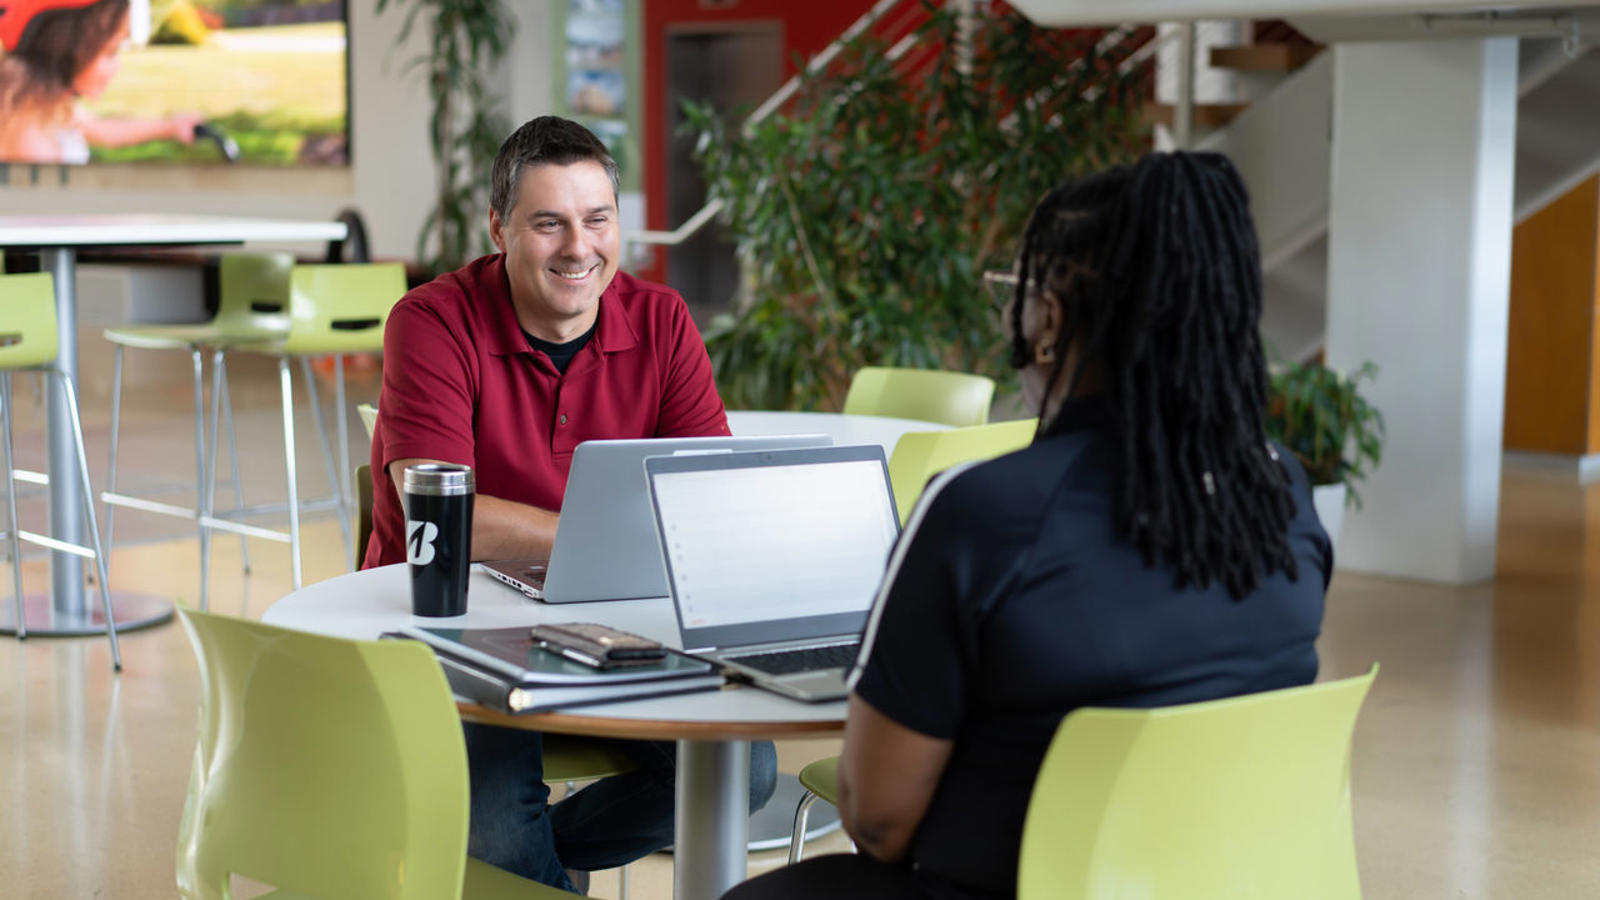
[725,642,861,676]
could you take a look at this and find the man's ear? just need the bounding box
[488,208,507,254]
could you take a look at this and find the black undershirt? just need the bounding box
[523,323,596,374]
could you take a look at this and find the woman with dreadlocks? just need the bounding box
[724,152,1331,900]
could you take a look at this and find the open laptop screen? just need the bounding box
[646,446,901,650]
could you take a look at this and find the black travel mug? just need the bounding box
[403,463,475,617]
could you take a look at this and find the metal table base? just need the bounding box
[676,739,752,900]
[0,591,174,636]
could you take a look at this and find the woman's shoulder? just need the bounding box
[915,434,1090,536]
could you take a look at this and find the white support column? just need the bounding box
[1325,38,1519,584]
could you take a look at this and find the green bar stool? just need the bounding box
[0,273,120,670]
[209,262,406,587]
[102,253,293,609]
[841,366,996,427]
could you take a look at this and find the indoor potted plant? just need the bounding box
[1264,359,1385,542]
[686,7,1146,412]
[378,0,512,275]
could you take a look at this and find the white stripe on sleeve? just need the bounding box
[847,460,982,692]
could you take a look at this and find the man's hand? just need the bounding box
[388,458,559,560]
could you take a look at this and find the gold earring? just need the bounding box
[1035,342,1055,365]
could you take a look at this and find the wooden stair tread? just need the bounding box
[1210,44,1321,72]
[1144,102,1249,130]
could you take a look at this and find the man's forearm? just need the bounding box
[388,458,558,560]
[470,494,559,561]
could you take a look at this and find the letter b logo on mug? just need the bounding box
[406,519,439,566]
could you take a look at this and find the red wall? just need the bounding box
[637,0,875,282]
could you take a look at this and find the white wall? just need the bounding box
[0,0,553,261]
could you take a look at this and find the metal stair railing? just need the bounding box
[623,0,914,249]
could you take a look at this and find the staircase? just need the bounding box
[1199,29,1600,361]
[634,1,1600,370]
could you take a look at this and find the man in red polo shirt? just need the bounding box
[365,116,774,892]
[365,137,729,568]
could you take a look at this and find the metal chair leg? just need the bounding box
[2,374,26,640]
[333,354,354,568]
[192,349,211,612]
[55,370,121,671]
[215,352,251,573]
[103,345,124,555]
[789,789,821,864]
[298,357,353,562]
[203,349,230,607]
[280,359,302,589]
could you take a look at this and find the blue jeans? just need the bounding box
[463,722,779,891]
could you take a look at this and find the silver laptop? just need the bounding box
[645,445,901,702]
[483,434,831,604]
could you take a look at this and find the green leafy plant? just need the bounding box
[1265,361,1385,507]
[687,6,1147,411]
[378,0,512,274]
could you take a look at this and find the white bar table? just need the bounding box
[265,564,845,900]
[0,214,346,636]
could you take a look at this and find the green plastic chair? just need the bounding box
[788,667,1377,877]
[207,262,407,586]
[0,273,120,669]
[1018,666,1378,899]
[102,252,294,609]
[841,366,996,427]
[887,418,1038,524]
[175,607,569,900]
[788,756,841,863]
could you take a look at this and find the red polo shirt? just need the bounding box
[364,255,730,568]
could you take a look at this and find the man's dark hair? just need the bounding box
[1010,151,1298,599]
[490,116,620,222]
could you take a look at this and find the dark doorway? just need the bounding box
[665,24,783,326]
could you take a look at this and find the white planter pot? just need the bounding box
[1311,482,1347,545]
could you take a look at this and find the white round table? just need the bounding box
[727,409,950,452]
[264,564,843,900]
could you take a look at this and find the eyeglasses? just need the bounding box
[982,270,1019,325]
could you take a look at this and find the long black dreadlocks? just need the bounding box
[1010,151,1299,599]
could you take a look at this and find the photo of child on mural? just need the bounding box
[0,0,348,166]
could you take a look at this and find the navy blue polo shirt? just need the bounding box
[850,397,1330,900]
